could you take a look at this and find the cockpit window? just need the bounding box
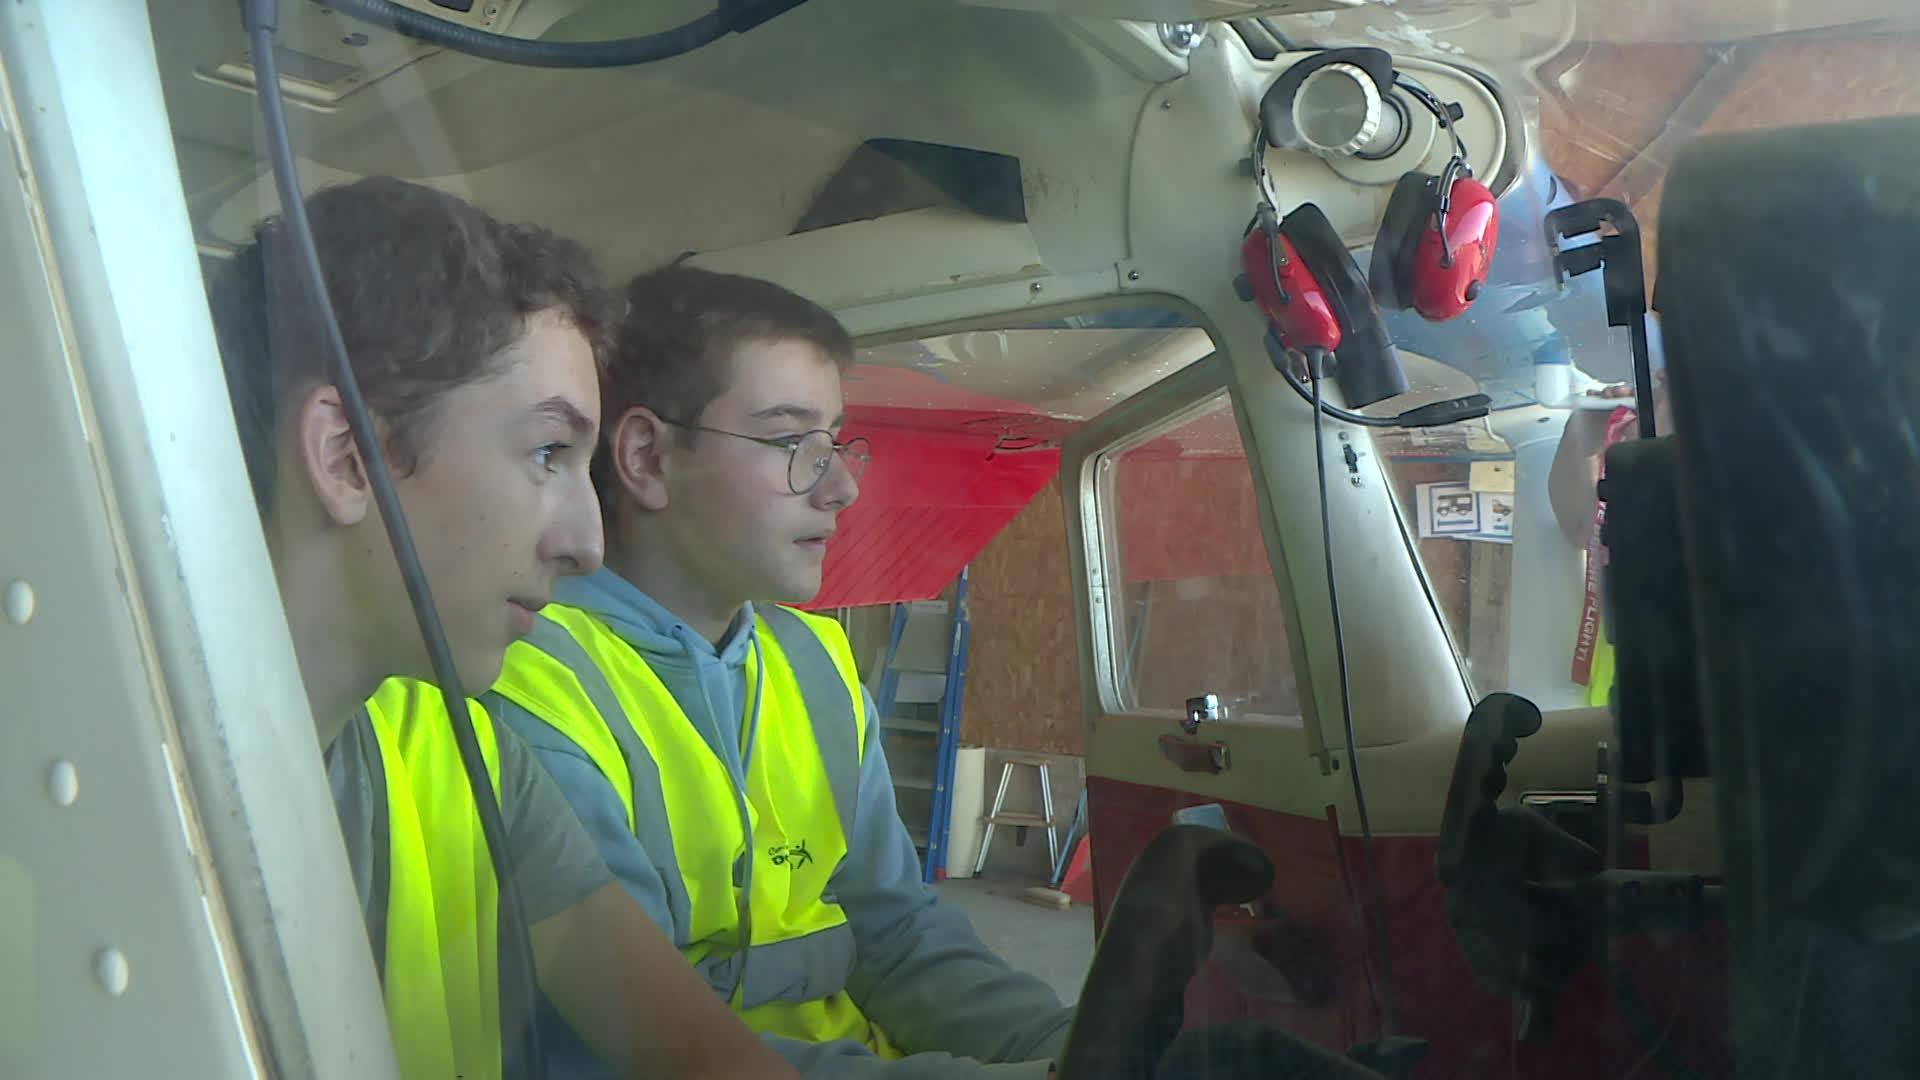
[1367,167,1666,706]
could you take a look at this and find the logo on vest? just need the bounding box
[769,841,813,871]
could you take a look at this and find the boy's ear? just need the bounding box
[610,406,673,512]
[292,384,374,527]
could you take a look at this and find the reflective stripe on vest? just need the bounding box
[492,604,900,1056]
[365,679,505,1080]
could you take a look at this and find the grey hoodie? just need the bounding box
[490,567,1073,1079]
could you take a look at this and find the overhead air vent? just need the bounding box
[794,140,1028,235]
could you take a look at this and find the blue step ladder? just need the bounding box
[874,568,971,883]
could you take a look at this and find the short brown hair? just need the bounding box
[207,176,618,515]
[597,264,853,504]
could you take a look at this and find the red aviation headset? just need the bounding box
[1368,74,1500,323]
[1237,200,1408,408]
[1235,48,1491,425]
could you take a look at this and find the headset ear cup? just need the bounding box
[1370,171,1435,311]
[1282,202,1371,334]
[1280,202,1408,407]
[1409,174,1499,321]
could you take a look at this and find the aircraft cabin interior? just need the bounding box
[6,0,1920,1076]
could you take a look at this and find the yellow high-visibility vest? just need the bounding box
[1588,633,1616,708]
[364,679,505,1080]
[492,603,900,1056]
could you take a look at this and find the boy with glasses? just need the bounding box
[486,265,1073,1078]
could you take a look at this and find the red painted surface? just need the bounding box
[807,365,1268,607]
[1085,775,1730,1078]
[804,403,1063,610]
[1059,834,1095,905]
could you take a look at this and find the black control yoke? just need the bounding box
[1436,694,1719,1042]
[1056,824,1389,1079]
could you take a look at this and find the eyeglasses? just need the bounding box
[657,416,871,495]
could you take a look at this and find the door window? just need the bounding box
[1094,392,1299,723]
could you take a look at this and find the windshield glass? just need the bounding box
[1230,6,1772,710]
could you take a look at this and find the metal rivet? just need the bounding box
[96,949,129,996]
[1349,475,1364,487]
[341,32,369,46]
[48,761,78,807]
[1126,269,1141,282]
[1160,98,1174,110]
[4,580,34,625]
[1029,282,1043,294]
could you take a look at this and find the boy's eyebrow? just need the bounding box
[749,403,826,426]
[529,395,596,436]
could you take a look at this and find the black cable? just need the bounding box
[1309,357,1399,1035]
[1279,354,1400,426]
[1629,314,1659,439]
[1276,356,1490,428]
[1770,935,1814,1080]
[1616,994,1682,1080]
[327,0,802,69]
[1394,76,1470,167]
[1245,157,1405,1029]
[240,2,545,1075]
[1392,74,1471,267]
[1255,16,1297,51]
[1607,952,1704,1080]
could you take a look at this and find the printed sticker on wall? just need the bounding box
[1416,481,1513,544]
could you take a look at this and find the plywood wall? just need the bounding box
[1536,31,1920,277]
[1382,460,1514,693]
[1539,42,1715,197]
[1128,572,1299,721]
[1112,451,1299,721]
[961,476,1085,756]
[1386,461,1472,638]
[941,459,1517,748]
[962,410,1319,748]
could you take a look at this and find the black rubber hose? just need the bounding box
[242,1,547,1075]
[327,0,801,69]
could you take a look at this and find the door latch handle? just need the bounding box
[1159,734,1230,774]
[1183,693,1224,734]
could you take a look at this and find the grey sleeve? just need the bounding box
[494,723,615,924]
[838,691,1073,1064]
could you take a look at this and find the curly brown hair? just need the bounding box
[207,176,620,514]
